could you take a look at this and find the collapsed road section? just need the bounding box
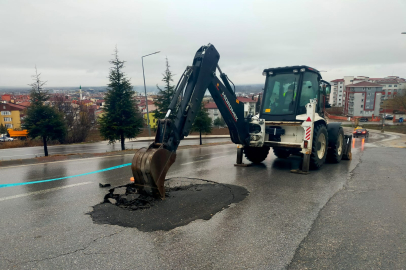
[89,178,248,232]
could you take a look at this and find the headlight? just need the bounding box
[249,124,261,134]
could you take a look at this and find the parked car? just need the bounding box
[359,117,369,122]
[0,136,14,142]
[353,127,369,138]
[385,114,393,120]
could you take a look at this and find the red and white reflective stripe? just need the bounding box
[305,127,311,141]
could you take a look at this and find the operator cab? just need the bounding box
[260,66,323,121]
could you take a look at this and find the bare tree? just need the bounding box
[53,95,95,143]
[392,86,406,112]
[28,66,49,105]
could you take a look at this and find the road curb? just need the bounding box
[130,135,230,142]
[0,141,233,168]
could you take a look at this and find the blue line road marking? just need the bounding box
[0,163,132,188]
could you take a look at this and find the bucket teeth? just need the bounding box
[131,147,176,198]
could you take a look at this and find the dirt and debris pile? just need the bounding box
[89,178,249,232]
[103,184,160,211]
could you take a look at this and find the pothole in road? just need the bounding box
[88,178,249,232]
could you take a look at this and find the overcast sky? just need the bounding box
[1,0,406,88]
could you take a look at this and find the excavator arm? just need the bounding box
[131,44,250,198]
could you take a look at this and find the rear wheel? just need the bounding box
[310,124,328,169]
[273,148,291,159]
[327,127,344,163]
[244,146,270,164]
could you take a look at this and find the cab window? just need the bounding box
[262,73,300,115]
[298,72,319,114]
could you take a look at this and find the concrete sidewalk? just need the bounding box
[367,129,406,148]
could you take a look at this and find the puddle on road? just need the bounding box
[88,178,248,232]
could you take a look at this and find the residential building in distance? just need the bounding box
[1,94,11,103]
[330,79,345,106]
[204,96,258,123]
[0,103,26,129]
[204,102,220,123]
[330,75,406,108]
[343,81,383,117]
[236,97,257,117]
[369,77,406,99]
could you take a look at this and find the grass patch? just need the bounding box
[363,124,406,134]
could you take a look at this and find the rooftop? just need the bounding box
[204,102,217,109]
[237,97,257,103]
[346,81,383,88]
[375,79,399,84]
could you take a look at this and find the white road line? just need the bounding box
[181,154,231,165]
[0,182,92,202]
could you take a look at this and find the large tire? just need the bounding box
[273,148,291,159]
[310,124,328,170]
[244,146,270,164]
[327,127,344,163]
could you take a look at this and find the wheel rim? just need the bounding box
[337,133,343,156]
[317,133,326,159]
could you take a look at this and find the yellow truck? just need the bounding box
[7,129,28,139]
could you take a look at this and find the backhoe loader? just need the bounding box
[131,44,352,198]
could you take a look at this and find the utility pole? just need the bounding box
[141,51,160,137]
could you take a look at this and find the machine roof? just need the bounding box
[263,65,320,74]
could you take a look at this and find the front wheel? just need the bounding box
[327,127,344,163]
[310,124,328,169]
[244,146,270,164]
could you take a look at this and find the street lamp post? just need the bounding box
[141,51,160,137]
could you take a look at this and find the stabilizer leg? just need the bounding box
[234,145,251,167]
[291,154,310,174]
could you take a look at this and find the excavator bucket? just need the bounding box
[131,146,176,199]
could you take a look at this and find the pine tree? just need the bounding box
[154,57,176,121]
[191,102,212,145]
[99,47,143,150]
[0,123,7,134]
[23,68,66,156]
[29,67,49,106]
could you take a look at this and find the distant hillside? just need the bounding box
[234,84,264,94]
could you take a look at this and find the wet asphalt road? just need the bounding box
[0,131,405,269]
[0,137,231,160]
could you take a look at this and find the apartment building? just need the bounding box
[204,97,257,123]
[204,102,221,123]
[369,77,406,99]
[236,97,257,117]
[330,79,345,106]
[343,82,383,117]
[0,103,26,129]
